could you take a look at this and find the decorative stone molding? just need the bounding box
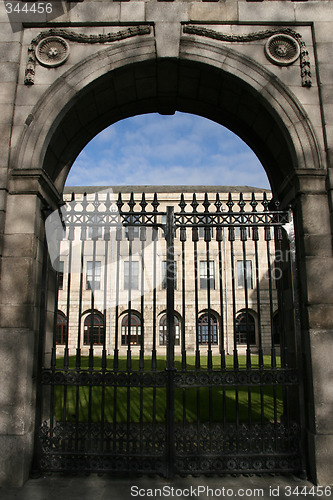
[183,25,311,87]
[24,26,151,85]
[35,36,70,68]
[264,34,300,66]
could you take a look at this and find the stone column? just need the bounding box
[0,9,22,278]
[284,172,333,485]
[0,171,59,486]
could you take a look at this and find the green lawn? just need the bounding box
[55,354,281,371]
[53,356,284,424]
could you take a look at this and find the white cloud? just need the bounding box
[66,112,269,189]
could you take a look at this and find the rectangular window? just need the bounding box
[198,226,214,239]
[88,215,103,239]
[124,261,139,290]
[237,260,253,289]
[124,225,140,239]
[235,226,251,239]
[162,261,177,290]
[200,261,215,289]
[58,261,64,290]
[86,261,101,290]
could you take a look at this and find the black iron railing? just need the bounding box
[36,191,304,477]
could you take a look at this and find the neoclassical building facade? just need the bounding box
[55,186,280,358]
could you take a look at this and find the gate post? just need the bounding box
[165,206,175,478]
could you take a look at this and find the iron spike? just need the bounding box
[262,191,269,211]
[238,192,245,212]
[116,192,124,211]
[214,193,222,213]
[203,192,210,212]
[140,192,147,212]
[152,192,159,212]
[179,193,186,213]
[191,193,198,213]
[250,192,258,212]
[128,192,135,211]
[226,192,234,212]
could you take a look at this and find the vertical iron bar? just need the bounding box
[31,207,51,476]
[217,238,225,369]
[126,196,134,463]
[265,217,278,453]
[181,239,186,370]
[287,207,307,477]
[241,232,252,427]
[166,206,175,479]
[75,236,85,452]
[194,240,200,370]
[63,199,74,431]
[114,234,121,370]
[113,235,121,452]
[152,237,157,370]
[181,237,187,429]
[100,222,109,453]
[254,235,265,434]
[139,233,145,453]
[229,230,239,440]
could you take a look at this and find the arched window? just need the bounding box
[273,313,280,345]
[56,311,68,345]
[198,313,218,345]
[84,311,105,345]
[159,314,180,346]
[235,312,255,345]
[121,313,141,345]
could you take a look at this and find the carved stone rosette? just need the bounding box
[264,34,301,66]
[35,36,70,68]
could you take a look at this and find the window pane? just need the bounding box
[162,261,177,289]
[121,314,141,345]
[198,313,218,344]
[237,260,253,289]
[83,312,105,345]
[200,261,215,289]
[235,312,255,344]
[86,261,101,290]
[199,227,213,239]
[124,261,139,289]
[125,225,139,238]
[58,261,64,290]
[56,311,67,345]
[159,314,180,346]
[235,226,251,239]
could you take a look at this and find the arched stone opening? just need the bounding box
[12,38,322,202]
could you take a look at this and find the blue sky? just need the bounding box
[67,112,269,188]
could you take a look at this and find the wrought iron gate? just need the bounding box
[36,190,305,477]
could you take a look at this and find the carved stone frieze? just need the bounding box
[183,25,311,87]
[24,26,151,85]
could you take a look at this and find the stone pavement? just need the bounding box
[0,474,332,500]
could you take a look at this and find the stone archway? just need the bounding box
[2,37,331,485]
[13,37,322,198]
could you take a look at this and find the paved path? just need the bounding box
[0,474,332,500]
